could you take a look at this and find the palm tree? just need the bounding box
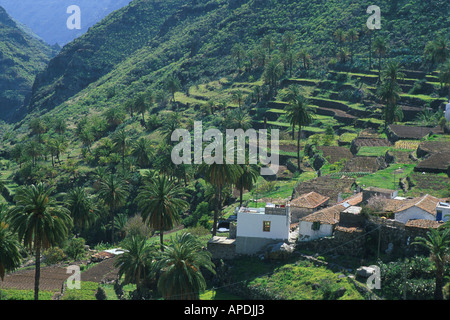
[10,144,24,168]
[333,28,346,51]
[263,56,284,97]
[65,187,97,232]
[136,174,188,251]
[412,228,450,300]
[131,138,154,168]
[135,93,152,123]
[438,59,450,98]
[198,160,243,236]
[52,118,67,135]
[298,48,311,70]
[231,90,244,108]
[114,213,129,241]
[165,74,181,103]
[373,37,387,81]
[424,37,448,70]
[157,232,215,300]
[226,108,252,130]
[235,163,260,207]
[113,129,129,170]
[51,135,68,165]
[337,48,351,64]
[231,43,246,72]
[286,95,313,171]
[347,29,359,65]
[114,235,157,293]
[24,140,43,167]
[378,62,405,127]
[382,61,405,82]
[377,80,403,127]
[97,174,130,244]
[29,117,48,143]
[261,34,275,58]
[8,183,72,300]
[0,204,21,281]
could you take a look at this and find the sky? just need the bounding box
[0,0,132,46]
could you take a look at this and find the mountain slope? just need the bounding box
[0,6,57,121]
[27,0,184,114]
[27,0,449,117]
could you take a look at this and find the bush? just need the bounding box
[43,247,66,265]
[95,287,107,300]
[65,238,86,260]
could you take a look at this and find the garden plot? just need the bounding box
[414,151,450,174]
[0,266,70,291]
[294,176,356,204]
[316,146,353,164]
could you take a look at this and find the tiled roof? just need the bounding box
[290,192,329,209]
[398,194,439,215]
[339,192,363,206]
[385,194,439,216]
[300,204,344,224]
[405,219,443,229]
[300,193,364,225]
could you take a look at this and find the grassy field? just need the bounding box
[356,163,416,192]
[227,256,364,300]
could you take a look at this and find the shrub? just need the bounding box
[65,238,86,260]
[43,247,66,265]
[95,287,107,300]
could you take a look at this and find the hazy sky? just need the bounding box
[0,0,132,45]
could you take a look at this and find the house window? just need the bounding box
[436,210,443,221]
[263,221,271,232]
[311,221,321,231]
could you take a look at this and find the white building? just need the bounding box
[394,194,448,223]
[298,193,363,241]
[436,202,450,222]
[235,204,290,254]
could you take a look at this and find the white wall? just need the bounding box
[395,207,436,224]
[437,205,450,222]
[298,221,333,241]
[236,212,290,240]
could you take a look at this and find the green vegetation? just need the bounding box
[0,0,449,302]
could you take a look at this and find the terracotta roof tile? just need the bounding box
[290,192,329,209]
[300,204,344,224]
[339,192,363,206]
[405,219,443,229]
[397,194,439,215]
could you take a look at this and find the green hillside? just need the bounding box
[0,6,57,121]
[27,0,449,115]
[0,0,449,301]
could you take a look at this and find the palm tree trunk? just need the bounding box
[297,126,301,171]
[435,262,444,300]
[111,207,115,244]
[378,55,382,81]
[34,235,41,300]
[160,228,164,252]
[239,183,244,208]
[213,185,220,237]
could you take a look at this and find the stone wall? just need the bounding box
[296,218,433,258]
[207,237,236,260]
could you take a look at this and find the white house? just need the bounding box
[394,194,447,223]
[436,201,450,222]
[298,192,363,241]
[235,204,290,254]
[298,204,342,241]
